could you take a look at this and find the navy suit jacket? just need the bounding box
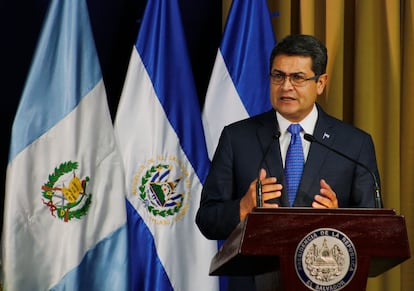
[196,104,380,241]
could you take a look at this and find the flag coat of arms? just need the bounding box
[202,0,276,159]
[114,0,218,290]
[1,0,128,290]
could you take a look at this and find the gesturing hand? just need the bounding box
[312,179,338,208]
[239,169,282,221]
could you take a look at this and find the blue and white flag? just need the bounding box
[1,1,128,290]
[203,0,276,158]
[114,0,218,290]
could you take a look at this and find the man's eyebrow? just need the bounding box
[271,69,306,75]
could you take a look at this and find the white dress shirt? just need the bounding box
[276,104,318,166]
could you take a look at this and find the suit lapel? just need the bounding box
[298,106,336,205]
[256,110,289,206]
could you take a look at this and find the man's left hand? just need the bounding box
[312,179,338,208]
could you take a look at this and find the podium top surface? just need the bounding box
[252,207,396,215]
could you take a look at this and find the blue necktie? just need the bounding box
[285,124,304,206]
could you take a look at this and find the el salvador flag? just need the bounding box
[1,0,128,290]
[114,0,218,290]
[202,0,276,159]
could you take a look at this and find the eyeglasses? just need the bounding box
[269,71,319,87]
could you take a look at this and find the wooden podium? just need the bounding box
[210,208,410,290]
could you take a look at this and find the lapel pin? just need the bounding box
[322,132,330,140]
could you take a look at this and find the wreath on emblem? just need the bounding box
[138,164,184,217]
[41,161,92,222]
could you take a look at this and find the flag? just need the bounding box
[114,0,218,290]
[202,0,276,159]
[1,1,128,290]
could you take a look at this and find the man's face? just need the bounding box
[270,54,327,122]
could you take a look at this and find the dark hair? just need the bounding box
[269,34,327,75]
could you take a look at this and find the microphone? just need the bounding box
[304,133,383,208]
[256,131,280,207]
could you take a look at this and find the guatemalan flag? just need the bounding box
[202,0,276,159]
[1,1,128,290]
[114,0,218,290]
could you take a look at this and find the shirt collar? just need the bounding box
[276,104,318,135]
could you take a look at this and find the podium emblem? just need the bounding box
[295,228,357,290]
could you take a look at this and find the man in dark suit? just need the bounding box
[196,34,381,290]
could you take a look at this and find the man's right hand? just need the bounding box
[239,168,282,221]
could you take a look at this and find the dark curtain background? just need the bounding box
[0,0,222,235]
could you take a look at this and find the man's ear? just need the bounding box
[317,73,328,95]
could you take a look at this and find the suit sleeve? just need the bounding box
[195,126,243,240]
[349,133,381,207]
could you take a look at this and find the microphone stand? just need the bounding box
[256,132,280,207]
[304,133,383,208]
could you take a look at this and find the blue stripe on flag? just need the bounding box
[220,0,276,116]
[136,0,210,183]
[126,200,173,291]
[50,225,129,291]
[9,0,101,161]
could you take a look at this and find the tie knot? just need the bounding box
[287,123,302,135]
